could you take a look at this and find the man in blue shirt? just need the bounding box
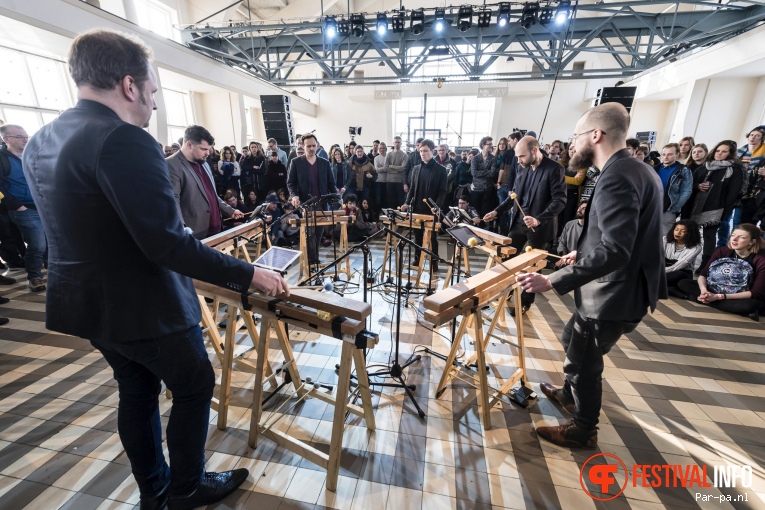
[0,124,47,292]
[654,142,692,234]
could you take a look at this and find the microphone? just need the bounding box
[322,280,334,292]
[300,195,319,208]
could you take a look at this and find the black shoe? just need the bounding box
[0,317,8,326]
[0,296,9,305]
[748,311,760,322]
[167,469,248,510]
[509,305,528,317]
[0,275,16,285]
[140,483,169,510]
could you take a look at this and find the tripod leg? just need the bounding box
[396,375,425,418]
[435,316,470,398]
[274,321,307,398]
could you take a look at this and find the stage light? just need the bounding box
[323,16,337,39]
[520,2,539,29]
[337,18,349,36]
[410,9,425,35]
[391,11,405,32]
[539,5,555,26]
[350,13,365,37]
[555,0,571,25]
[376,13,388,34]
[458,6,473,32]
[497,3,511,27]
[434,8,446,32]
[477,8,492,28]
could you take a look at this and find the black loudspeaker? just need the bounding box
[260,95,295,150]
[594,86,637,113]
[636,131,658,146]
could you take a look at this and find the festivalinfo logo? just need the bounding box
[579,453,753,502]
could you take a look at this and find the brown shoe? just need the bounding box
[28,278,46,292]
[536,419,597,449]
[540,382,575,415]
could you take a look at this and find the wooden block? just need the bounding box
[202,220,265,248]
[465,224,513,245]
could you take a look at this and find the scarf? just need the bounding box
[352,154,370,166]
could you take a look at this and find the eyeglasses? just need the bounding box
[569,129,605,142]
[4,135,29,141]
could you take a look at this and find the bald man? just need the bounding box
[516,103,666,449]
[484,135,566,315]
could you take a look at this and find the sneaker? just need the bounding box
[536,419,598,449]
[0,275,16,285]
[28,278,46,292]
[540,382,575,414]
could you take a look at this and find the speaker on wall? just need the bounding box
[260,95,295,150]
[594,86,637,113]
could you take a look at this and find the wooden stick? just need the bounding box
[524,246,566,259]
[513,197,535,232]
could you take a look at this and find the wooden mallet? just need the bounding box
[510,192,535,232]
[525,246,566,260]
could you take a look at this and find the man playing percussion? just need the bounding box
[516,103,666,449]
[22,29,289,509]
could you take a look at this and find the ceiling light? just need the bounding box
[323,16,337,39]
[391,11,405,32]
[555,0,571,25]
[520,2,539,29]
[477,8,492,28]
[376,13,388,34]
[337,18,349,36]
[539,5,555,25]
[350,13,365,37]
[434,8,446,32]
[497,3,511,27]
[410,9,425,35]
[458,6,473,32]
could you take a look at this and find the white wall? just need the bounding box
[199,92,246,147]
[630,100,671,147]
[694,78,759,145]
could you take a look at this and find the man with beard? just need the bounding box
[168,125,243,238]
[483,136,566,315]
[556,201,587,263]
[516,103,666,449]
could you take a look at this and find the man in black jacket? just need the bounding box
[402,139,447,271]
[23,29,288,510]
[484,136,566,314]
[517,103,666,449]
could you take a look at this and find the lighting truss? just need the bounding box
[180,1,765,87]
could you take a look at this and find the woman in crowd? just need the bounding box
[737,127,765,226]
[374,142,388,210]
[679,136,695,164]
[346,145,377,203]
[664,220,702,296]
[331,148,350,199]
[359,198,382,234]
[454,150,475,205]
[558,144,586,239]
[471,136,498,219]
[264,150,288,194]
[493,137,510,204]
[678,223,765,321]
[684,140,744,270]
[244,189,258,211]
[217,147,240,195]
[686,143,708,172]
[239,146,249,164]
[240,142,265,202]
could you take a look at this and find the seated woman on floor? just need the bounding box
[677,223,765,321]
[664,219,702,297]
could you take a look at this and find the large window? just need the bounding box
[134,0,181,42]
[392,95,494,148]
[164,88,194,143]
[0,47,74,134]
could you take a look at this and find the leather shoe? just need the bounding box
[0,274,16,285]
[509,305,528,317]
[540,382,575,415]
[536,419,597,449]
[748,311,760,322]
[167,469,249,510]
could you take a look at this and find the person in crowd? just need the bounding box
[435,143,458,211]
[517,103,666,449]
[287,135,303,168]
[368,140,380,160]
[634,146,646,161]
[454,149,475,206]
[344,145,353,160]
[24,28,289,510]
[446,194,481,226]
[558,144,586,239]
[359,197,381,229]
[483,136,566,315]
[625,138,640,156]
[677,223,765,321]
[685,140,744,270]
[556,202,587,267]
[240,141,265,203]
[497,132,521,207]
[229,145,241,161]
[686,143,708,172]
[737,127,765,227]
[224,190,248,214]
[244,189,258,211]
[374,142,388,210]
[276,202,300,247]
[402,137,423,193]
[330,148,350,200]
[346,145,377,204]
[401,139,447,271]
[655,142,693,233]
[217,146,240,195]
[548,140,563,162]
[264,150,288,193]
[267,137,287,167]
[664,219,702,296]
[0,134,27,274]
[0,124,48,292]
[163,145,173,157]
[384,135,407,208]
[316,139,329,161]
[344,195,377,242]
[471,136,498,220]
[261,193,283,244]
[678,136,695,164]
[239,146,249,163]
[286,133,338,264]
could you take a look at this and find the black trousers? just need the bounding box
[677,280,765,316]
[471,189,498,222]
[386,182,406,210]
[666,268,693,288]
[0,209,25,265]
[509,221,551,308]
[559,311,639,429]
[699,225,719,271]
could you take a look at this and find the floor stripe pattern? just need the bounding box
[0,238,764,510]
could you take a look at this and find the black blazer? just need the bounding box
[286,156,337,202]
[495,155,566,242]
[548,149,667,321]
[404,159,448,214]
[22,100,254,343]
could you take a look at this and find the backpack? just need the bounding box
[706,257,753,294]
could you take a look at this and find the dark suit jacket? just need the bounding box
[167,151,235,238]
[495,155,566,242]
[404,159,448,214]
[548,149,667,321]
[286,156,337,203]
[22,100,254,343]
